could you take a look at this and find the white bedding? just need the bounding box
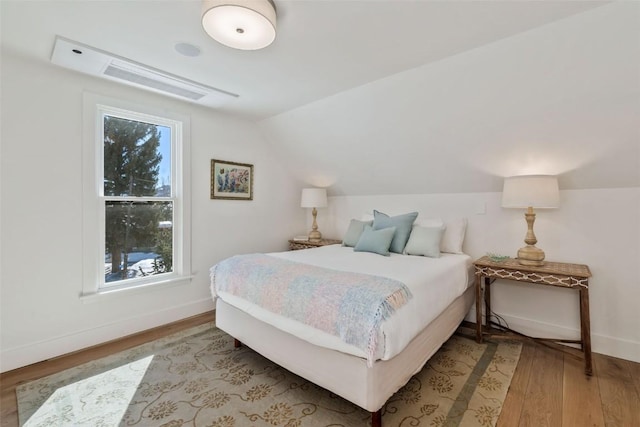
[213,244,472,361]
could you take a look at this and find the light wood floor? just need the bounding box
[1,312,639,427]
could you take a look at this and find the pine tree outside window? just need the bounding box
[103,114,172,284]
[82,94,191,297]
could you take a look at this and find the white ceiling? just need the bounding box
[0,0,606,121]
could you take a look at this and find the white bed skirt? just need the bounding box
[215,284,475,413]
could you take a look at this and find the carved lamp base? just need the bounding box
[308,230,322,242]
[517,245,545,266]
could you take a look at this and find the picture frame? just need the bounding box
[211,159,254,200]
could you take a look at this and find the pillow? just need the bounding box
[415,217,443,228]
[354,225,396,256]
[342,219,373,247]
[440,218,468,254]
[404,225,444,258]
[372,210,419,254]
[415,217,468,254]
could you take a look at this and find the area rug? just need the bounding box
[16,323,521,427]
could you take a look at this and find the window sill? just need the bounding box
[80,275,194,304]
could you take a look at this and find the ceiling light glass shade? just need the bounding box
[202,0,277,50]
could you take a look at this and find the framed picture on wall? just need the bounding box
[211,159,254,200]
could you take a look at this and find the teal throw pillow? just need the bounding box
[372,210,419,254]
[404,225,445,258]
[354,225,396,256]
[342,219,373,247]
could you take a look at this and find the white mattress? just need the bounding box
[213,245,472,361]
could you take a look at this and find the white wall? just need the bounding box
[0,52,306,372]
[255,2,640,363]
[259,2,640,195]
[2,1,638,371]
[320,188,640,362]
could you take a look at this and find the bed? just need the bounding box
[210,234,473,427]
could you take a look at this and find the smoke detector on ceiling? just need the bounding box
[50,36,238,107]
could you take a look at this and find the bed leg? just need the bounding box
[371,409,382,427]
[234,338,242,348]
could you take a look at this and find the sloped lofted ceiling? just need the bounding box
[2,1,637,195]
[258,2,640,195]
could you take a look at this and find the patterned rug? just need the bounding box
[16,323,521,427]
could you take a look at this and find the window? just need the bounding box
[82,94,191,297]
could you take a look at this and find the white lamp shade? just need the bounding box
[502,175,560,208]
[300,188,327,208]
[202,0,276,50]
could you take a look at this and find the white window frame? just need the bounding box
[81,93,191,300]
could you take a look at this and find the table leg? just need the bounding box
[485,277,491,332]
[580,287,593,375]
[475,273,483,343]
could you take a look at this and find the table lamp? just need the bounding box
[301,188,327,242]
[502,175,559,266]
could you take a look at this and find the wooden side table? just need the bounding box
[474,256,593,375]
[288,238,342,251]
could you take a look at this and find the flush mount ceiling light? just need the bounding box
[202,0,277,50]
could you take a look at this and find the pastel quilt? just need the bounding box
[210,254,412,365]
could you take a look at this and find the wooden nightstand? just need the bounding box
[473,256,593,375]
[288,238,342,251]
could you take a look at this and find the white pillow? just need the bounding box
[440,218,467,254]
[415,218,443,228]
[416,217,467,254]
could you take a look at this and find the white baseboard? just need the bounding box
[0,298,215,373]
[466,308,640,363]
